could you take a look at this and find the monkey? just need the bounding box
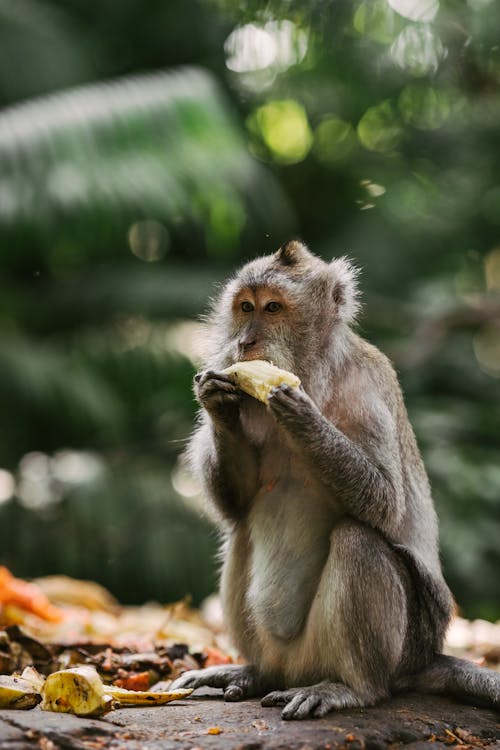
[171,240,500,720]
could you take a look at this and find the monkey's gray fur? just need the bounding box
[171,241,500,720]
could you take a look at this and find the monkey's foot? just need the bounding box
[261,682,365,720]
[170,664,262,702]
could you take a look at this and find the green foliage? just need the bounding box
[0,0,499,616]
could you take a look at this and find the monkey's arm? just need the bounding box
[188,371,259,522]
[189,419,259,522]
[268,385,405,538]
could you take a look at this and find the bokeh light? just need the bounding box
[224,20,307,75]
[357,100,403,153]
[390,25,446,76]
[353,1,401,44]
[387,0,439,23]
[0,469,14,505]
[398,83,452,129]
[248,99,313,164]
[485,248,500,291]
[473,324,500,378]
[314,117,356,164]
[128,219,170,262]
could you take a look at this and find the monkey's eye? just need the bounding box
[241,301,254,312]
[265,301,282,313]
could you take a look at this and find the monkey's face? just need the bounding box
[230,285,297,369]
[207,241,360,378]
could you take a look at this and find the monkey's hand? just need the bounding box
[195,370,245,429]
[170,664,264,702]
[267,383,321,435]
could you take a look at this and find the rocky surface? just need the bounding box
[0,690,499,750]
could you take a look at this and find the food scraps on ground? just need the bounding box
[0,568,231,717]
[0,567,64,624]
[1,566,499,722]
[41,665,113,717]
[0,672,42,710]
[1,664,193,717]
[39,665,193,716]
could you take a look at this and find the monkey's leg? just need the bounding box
[171,528,270,701]
[262,519,409,720]
[170,664,265,701]
[397,654,500,708]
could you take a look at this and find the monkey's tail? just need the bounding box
[395,654,500,710]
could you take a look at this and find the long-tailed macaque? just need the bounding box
[172,241,500,719]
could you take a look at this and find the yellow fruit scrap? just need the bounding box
[0,664,193,716]
[19,666,45,692]
[222,360,300,403]
[41,666,112,717]
[0,674,41,710]
[104,685,193,706]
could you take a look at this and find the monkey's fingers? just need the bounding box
[171,665,253,693]
[195,370,234,388]
[267,383,318,424]
[268,383,297,402]
[198,378,240,396]
[281,691,322,720]
[196,377,243,410]
[170,670,205,690]
[261,688,298,707]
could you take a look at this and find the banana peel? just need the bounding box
[104,685,192,706]
[1,664,193,716]
[222,360,300,403]
[0,674,42,710]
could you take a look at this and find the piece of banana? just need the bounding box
[41,665,113,717]
[222,360,300,403]
[0,675,42,710]
[19,666,45,692]
[104,685,193,706]
[39,665,192,715]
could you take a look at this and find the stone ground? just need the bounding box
[0,689,499,750]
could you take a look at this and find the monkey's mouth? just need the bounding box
[239,354,268,362]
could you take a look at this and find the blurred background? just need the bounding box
[0,0,499,620]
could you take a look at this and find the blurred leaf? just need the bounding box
[0,67,293,268]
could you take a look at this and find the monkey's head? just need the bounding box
[206,240,360,380]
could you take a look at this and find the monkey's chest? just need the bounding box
[247,480,335,642]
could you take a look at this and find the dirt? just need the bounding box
[0,689,499,750]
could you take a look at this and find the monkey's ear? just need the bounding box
[275,239,310,266]
[330,256,361,324]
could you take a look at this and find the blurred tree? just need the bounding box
[0,0,499,617]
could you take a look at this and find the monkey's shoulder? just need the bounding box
[331,334,402,411]
[351,334,399,380]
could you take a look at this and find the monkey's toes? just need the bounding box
[223,684,244,701]
[281,691,322,720]
[261,689,296,707]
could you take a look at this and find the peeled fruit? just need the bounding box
[0,675,42,710]
[41,666,112,717]
[222,360,300,403]
[39,666,192,716]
